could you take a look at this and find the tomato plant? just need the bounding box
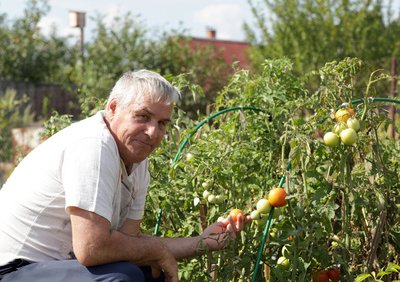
[145,58,400,281]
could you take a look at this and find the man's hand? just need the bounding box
[146,239,178,282]
[198,213,251,252]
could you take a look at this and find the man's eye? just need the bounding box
[136,115,149,121]
[159,121,168,130]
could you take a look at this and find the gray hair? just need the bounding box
[106,70,181,109]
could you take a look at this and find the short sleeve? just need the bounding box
[126,159,150,220]
[63,137,120,222]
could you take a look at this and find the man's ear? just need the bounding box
[107,99,118,115]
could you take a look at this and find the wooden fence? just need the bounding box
[0,80,80,119]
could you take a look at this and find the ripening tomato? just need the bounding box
[268,188,287,207]
[323,132,340,147]
[327,267,340,281]
[229,208,244,222]
[346,107,355,117]
[312,270,329,282]
[335,109,351,122]
[256,198,271,214]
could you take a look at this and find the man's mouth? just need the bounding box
[133,139,152,148]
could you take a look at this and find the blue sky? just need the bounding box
[0,0,257,42]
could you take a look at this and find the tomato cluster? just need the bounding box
[201,180,225,204]
[323,106,360,147]
[250,187,287,225]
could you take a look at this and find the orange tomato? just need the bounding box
[229,208,244,222]
[268,188,287,207]
[335,109,351,123]
[346,107,355,117]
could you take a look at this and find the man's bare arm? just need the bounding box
[68,207,178,281]
[120,214,250,261]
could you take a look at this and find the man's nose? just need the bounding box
[145,122,158,138]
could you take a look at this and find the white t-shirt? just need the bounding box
[0,111,149,265]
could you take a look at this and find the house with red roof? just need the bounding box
[188,28,251,69]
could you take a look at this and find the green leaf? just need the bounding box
[354,273,372,282]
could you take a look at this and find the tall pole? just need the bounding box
[389,58,397,139]
[69,10,86,72]
[80,25,84,71]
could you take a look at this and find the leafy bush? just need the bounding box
[143,58,399,281]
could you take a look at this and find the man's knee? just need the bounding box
[88,261,144,282]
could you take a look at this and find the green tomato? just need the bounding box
[256,198,271,214]
[185,153,194,162]
[277,256,290,268]
[323,132,340,147]
[250,210,261,220]
[340,128,357,145]
[346,118,360,131]
[333,122,347,134]
[202,190,211,199]
[215,195,225,203]
[207,194,217,204]
[201,180,212,189]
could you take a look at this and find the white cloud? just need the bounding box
[193,4,245,40]
[38,15,82,42]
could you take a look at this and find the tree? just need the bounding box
[245,0,400,94]
[0,0,74,84]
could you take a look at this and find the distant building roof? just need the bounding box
[189,28,251,69]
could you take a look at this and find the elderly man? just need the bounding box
[0,70,249,282]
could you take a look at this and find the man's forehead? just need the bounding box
[129,100,173,119]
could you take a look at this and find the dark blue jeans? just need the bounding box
[1,259,165,282]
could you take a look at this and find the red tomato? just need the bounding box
[312,270,329,282]
[268,188,287,207]
[229,208,244,222]
[327,267,340,281]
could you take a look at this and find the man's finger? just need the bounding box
[151,264,161,278]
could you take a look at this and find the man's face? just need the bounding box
[106,96,173,165]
